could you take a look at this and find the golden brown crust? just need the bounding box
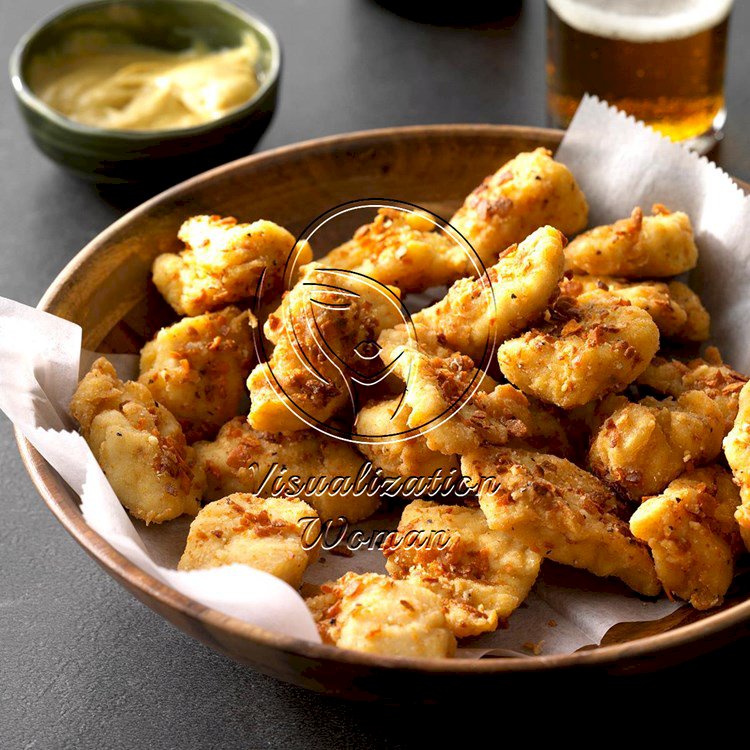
[178,492,319,588]
[306,572,456,657]
[247,264,402,432]
[630,466,742,610]
[152,215,301,316]
[461,447,660,595]
[383,500,541,637]
[564,205,698,278]
[70,357,204,524]
[412,225,566,362]
[588,391,725,502]
[638,351,747,434]
[319,208,466,292]
[560,275,709,341]
[139,306,254,442]
[193,417,379,522]
[450,148,588,267]
[497,293,660,409]
[723,381,750,551]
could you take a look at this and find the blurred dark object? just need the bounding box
[374,0,522,26]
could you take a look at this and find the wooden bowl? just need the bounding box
[16,125,750,700]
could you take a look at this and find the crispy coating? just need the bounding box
[306,572,456,657]
[381,343,572,459]
[193,417,379,522]
[497,294,660,409]
[153,215,303,316]
[630,467,741,610]
[723,381,750,551]
[462,448,660,595]
[588,391,724,502]
[450,148,588,267]
[638,351,747,433]
[319,208,465,293]
[564,204,698,278]
[383,501,542,637]
[247,264,403,432]
[560,275,709,341]
[354,398,459,497]
[69,357,204,524]
[412,226,566,363]
[178,493,319,587]
[139,306,254,442]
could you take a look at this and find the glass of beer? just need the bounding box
[546,0,732,153]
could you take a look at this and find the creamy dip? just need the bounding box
[28,31,260,131]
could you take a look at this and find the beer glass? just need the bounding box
[546,0,733,153]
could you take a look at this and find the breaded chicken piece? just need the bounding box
[497,294,659,409]
[630,466,742,610]
[382,344,572,459]
[354,398,459,497]
[178,493,319,587]
[139,306,254,442]
[462,448,660,595]
[638,350,747,433]
[383,501,542,637]
[247,264,402,432]
[564,205,698,278]
[318,208,466,293]
[153,215,303,316]
[588,391,724,502]
[306,572,456,657]
[450,148,588,267]
[560,275,710,341]
[723,381,750,551]
[70,357,204,524]
[193,417,379,522]
[410,226,565,363]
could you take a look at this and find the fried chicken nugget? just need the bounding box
[70,357,204,524]
[410,226,566,363]
[560,275,710,341]
[247,264,402,432]
[450,148,588,267]
[306,572,456,657]
[319,208,466,293]
[383,501,542,637]
[723,381,750,551]
[461,448,660,595]
[178,493,319,587]
[193,417,379,522]
[139,306,254,442]
[382,344,572,459]
[497,293,660,409]
[153,215,304,316]
[354,398,459,497]
[564,205,698,278]
[630,466,742,610]
[638,350,747,433]
[588,391,725,502]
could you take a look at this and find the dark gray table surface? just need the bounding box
[2,0,749,746]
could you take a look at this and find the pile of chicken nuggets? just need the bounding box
[70,147,750,659]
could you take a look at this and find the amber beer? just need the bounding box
[546,0,732,151]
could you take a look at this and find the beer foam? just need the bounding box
[547,0,733,43]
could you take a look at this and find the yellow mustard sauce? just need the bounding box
[28,31,260,131]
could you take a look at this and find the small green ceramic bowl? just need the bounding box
[9,0,281,185]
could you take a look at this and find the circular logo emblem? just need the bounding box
[254,199,496,444]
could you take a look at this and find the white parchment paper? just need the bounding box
[2,95,748,656]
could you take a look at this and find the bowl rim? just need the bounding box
[8,0,281,140]
[16,122,750,675]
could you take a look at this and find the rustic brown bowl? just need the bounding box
[15,125,750,700]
